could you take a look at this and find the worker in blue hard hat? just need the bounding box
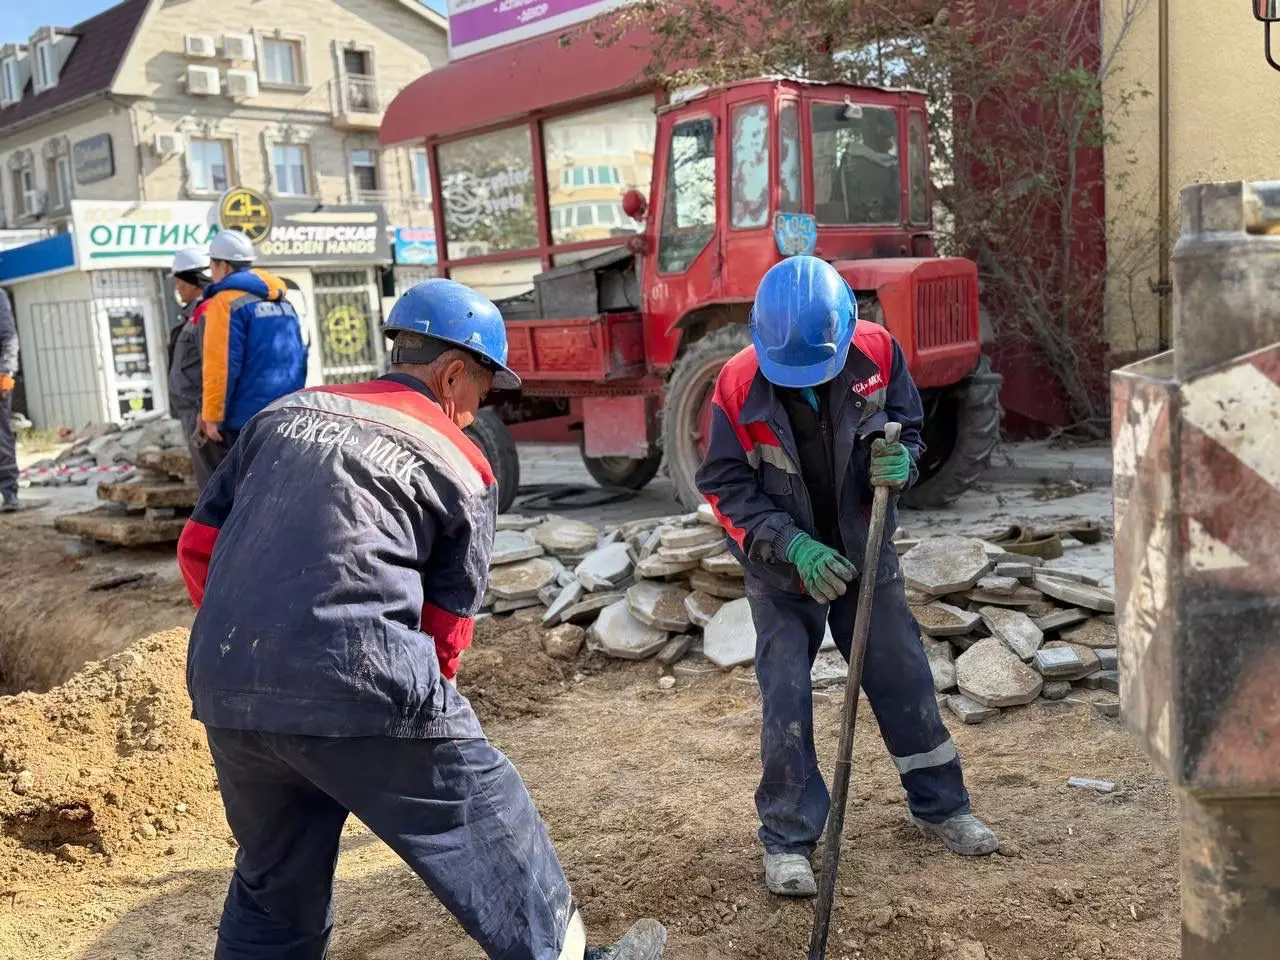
[176,277,667,960]
[695,255,999,898]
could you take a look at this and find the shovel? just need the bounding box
[807,421,902,960]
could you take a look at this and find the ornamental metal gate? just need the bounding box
[313,269,384,384]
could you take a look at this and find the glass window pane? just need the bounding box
[657,116,716,274]
[413,150,431,198]
[908,111,929,224]
[437,124,537,254]
[575,205,592,226]
[597,203,618,225]
[264,40,298,84]
[543,95,657,244]
[730,101,770,229]
[810,103,900,225]
[779,101,802,213]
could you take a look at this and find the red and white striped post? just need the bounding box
[1113,180,1280,959]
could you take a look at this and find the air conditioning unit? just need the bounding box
[225,68,259,100]
[184,34,216,58]
[222,33,255,63]
[153,132,185,157]
[186,64,221,96]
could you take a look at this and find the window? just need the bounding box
[351,149,380,193]
[34,43,53,89]
[411,148,431,199]
[46,153,71,209]
[907,110,929,224]
[272,143,310,196]
[811,103,901,225]
[543,96,657,245]
[13,166,36,216]
[657,116,717,274]
[188,138,233,194]
[262,38,302,85]
[437,125,537,253]
[342,48,376,112]
[730,101,770,229]
[0,58,18,103]
[779,101,802,213]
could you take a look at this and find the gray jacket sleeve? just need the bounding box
[0,289,18,375]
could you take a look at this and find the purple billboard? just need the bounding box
[447,0,629,60]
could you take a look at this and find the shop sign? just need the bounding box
[218,187,273,243]
[256,203,389,265]
[106,306,157,420]
[72,200,218,270]
[447,0,630,60]
[72,134,115,185]
[393,227,438,265]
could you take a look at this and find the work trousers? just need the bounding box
[749,556,970,855]
[205,727,574,960]
[0,391,16,497]
[187,426,236,492]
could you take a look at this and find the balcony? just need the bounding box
[331,74,386,130]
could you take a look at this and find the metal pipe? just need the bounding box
[1156,0,1171,349]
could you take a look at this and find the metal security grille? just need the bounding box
[91,269,168,419]
[313,269,383,383]
[26,300,107,430]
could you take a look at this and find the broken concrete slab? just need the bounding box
[979,607,1043,661]
[703,599,758,668]
[995,561,1035,579]
[1040,563,1103,586]
[1093,694,1120,718]
[1060,617,1118,649]
[493,596,542,614]
[657,635,694,665]
[1033,608,1091,633]
[543,581,585,624]
[1041,680,1073,701]
[638,527,664,561]
[688,568,747,600]
[956,637,1043,707]
[491,530,546,565]
[533,518,600,558]
[97,481,197,510]
[1033,645,1086,678]
[135,448,194,479]
[684,590,724,629]
[560,592,625,625]
[592,600,669,660]
[496,514,544,531]
[697,502,718,526]
[626,581,692,632]
[489,557,559,601]
[542,624,586,660]
[1032,574,1115,613]
[914,602,981,638]
[1095,647,1118,672]
[966,585,1043,608]
[700,551,743,577]
[574,542,634,592]
[659,524,724,550]
[657,540,725,563]
[1097,670,1119,693]
[924,639,957,693]
[538,584,563,607]
[901,536,991,596]
[635,554,699,579]
[976,575,1018,596]
[946,694,1000,725]
[512,604,550,623]
[54,507,187,546]
[904,586,934,606]
[1042,640,1100,681]
[618,517,665,541]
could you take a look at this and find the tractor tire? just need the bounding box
[578,437,663,491]
[465,408,520,514]
[900,355,1003,509]
[663,325,753,508]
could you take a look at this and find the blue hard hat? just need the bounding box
[750,256,857,388]
[385,278,521,391]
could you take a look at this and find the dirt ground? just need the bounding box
[0,507,1178,960]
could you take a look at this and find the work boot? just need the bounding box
[0,490,18,513]
[763,851,817,897]
[585,918,667,960]
[912,813,999,856]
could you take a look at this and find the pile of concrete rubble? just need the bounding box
[487,514,1118,723]
[21,413,188,487]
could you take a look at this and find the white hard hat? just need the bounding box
[171,247,210,275]
[209,229,257,264]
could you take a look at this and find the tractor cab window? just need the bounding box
[730,101,770,229]
[658,116,717,274]
[908,110,930,224]
[810,103,901,225]
[779,100,803,213]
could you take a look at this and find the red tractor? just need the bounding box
[384,62,1001,512]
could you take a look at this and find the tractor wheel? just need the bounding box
[578,436,663,490]
[900,355,1003,509]
[465,408,520,514]
[663,325,753,508]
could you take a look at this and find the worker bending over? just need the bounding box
[696,255,999,898]
[177,278,665,960]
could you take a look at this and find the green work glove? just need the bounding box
[786,532,857,604]
[870,437,911,490]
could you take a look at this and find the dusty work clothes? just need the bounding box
[167,296,228,490]
[0,289,19,501]
[206,728,573,960]
[695,320,970,853]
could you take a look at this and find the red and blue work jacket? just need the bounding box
[695,321,925,595]
[176,372,495,739]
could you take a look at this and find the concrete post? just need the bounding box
[1113,180,1280,959]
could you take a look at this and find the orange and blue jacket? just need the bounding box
[198,268,307,431]
[694,321,925,595]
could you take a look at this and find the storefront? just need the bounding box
[391,226,438,298]
[0,195,390,430]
